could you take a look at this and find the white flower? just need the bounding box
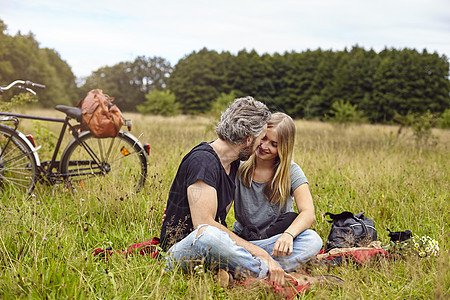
[194,265,204,274]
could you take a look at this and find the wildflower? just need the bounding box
[194,265,204,274]
[419,251,426,257]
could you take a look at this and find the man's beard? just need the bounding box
[238,138,256,161]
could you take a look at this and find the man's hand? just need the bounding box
[260,255,286,285]
[272,232,294,257]
[161,209,166,224]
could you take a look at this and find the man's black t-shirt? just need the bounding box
[160,142,239,251]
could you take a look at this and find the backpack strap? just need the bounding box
[352,213,369,237]
[324,211,354,223]
[354,211,366,219]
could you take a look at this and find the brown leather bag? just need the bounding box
[77,89,124,138]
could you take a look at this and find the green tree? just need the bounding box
[331,46,377,110]
[287,49,328,118]
[370,48,449,123]
[82,62,142,109]
[81,56,172,111]
[167,48,227,114]
[304,50,337,119]
[0,20,14,83]
[132,56,172,93]
[0,19,78,107]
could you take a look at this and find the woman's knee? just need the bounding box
[305,229,323,251]
[293,229,323,255]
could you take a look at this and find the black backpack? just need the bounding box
[324,211,377,252]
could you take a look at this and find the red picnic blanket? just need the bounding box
[92,238,388,299]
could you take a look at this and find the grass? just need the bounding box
[0,110,449,299]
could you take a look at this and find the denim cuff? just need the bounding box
[254,257,269,279]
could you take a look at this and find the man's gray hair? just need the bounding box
[216,96,271,144]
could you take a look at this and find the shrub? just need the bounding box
[327,99,366,124]
[209,92,236,118]
[32,120,57,159]
[394,111,438,144]
[437,109,450,129]
[0,92,37,111]
[136,90,180,116]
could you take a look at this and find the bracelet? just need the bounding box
[284,231,295,239]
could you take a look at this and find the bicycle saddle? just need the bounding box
[55,105,82,122]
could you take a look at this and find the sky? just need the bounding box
[2,0,450,79]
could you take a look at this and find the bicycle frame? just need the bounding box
[0,111,103,183]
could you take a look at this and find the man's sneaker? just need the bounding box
[214,268,233,288]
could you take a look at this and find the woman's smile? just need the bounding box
[258,146,269,155]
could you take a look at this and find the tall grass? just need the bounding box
[0,110,448,299]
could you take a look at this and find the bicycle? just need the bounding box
[0,80,150,195]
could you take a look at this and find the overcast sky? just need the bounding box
[2,0,450,78]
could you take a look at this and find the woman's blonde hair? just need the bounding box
[238,112,296,207]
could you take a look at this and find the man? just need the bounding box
[160,96,287,285]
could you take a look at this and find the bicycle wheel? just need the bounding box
[0,125,38,194]
[60,130,148,193]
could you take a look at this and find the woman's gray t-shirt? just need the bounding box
[233,161,308,235]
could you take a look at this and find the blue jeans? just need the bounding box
[249,229,323,272]
[164,224,323,277]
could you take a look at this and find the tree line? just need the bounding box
[1,19,449,124]
[165,47,449,123]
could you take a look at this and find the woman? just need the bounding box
[233,112,322,272]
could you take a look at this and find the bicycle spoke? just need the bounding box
[0,177,31,189]
[60,131,147,193]
[2,151,31,166]
[97,138,105,162]
[106,149,141,166]
[104,137,116,162]
[0,126,36,194]
[66,165,102,174]
[1,165,32,176]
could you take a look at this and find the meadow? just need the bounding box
[0,109,448,299]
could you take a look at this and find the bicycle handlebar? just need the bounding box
[25,80,46,89]
[0,80,46,95]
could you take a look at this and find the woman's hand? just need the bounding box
[272,232,294,257]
